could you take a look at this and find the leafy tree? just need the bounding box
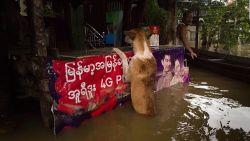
[143,0,169,43]
[201,0,250,50]
[200,1,226,49]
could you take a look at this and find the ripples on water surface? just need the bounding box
[1,67,250,141]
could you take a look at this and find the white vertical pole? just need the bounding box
[249,0,250,20]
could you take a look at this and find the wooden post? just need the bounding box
[158,0,177,44]
[165,0,176,44]
[28,0,47,57]
[195,4,200,49]
[27,0,52,129]
[123,0,146,29]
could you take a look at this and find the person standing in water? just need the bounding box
[176,10,197,59]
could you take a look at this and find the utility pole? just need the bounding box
[195,1,200,49]
[195,10,199,49]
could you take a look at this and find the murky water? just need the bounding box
[1,66,250,141]
[207,44,250,58]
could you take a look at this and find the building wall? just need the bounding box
[187,25,202,48]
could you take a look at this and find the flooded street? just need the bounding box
[1,66,250,141]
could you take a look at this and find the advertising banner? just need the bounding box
[48,47,189,134]
[149,26,160,47]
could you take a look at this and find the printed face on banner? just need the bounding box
[153,48,189,91]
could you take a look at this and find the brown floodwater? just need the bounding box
[1,66,250,141]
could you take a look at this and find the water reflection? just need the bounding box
[177,81,250,140]
[1,67,250,141]
[190,82,219,91]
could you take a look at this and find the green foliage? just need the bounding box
[44,2,55,17]
[143,0,169,42]
[201,0,250,49]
